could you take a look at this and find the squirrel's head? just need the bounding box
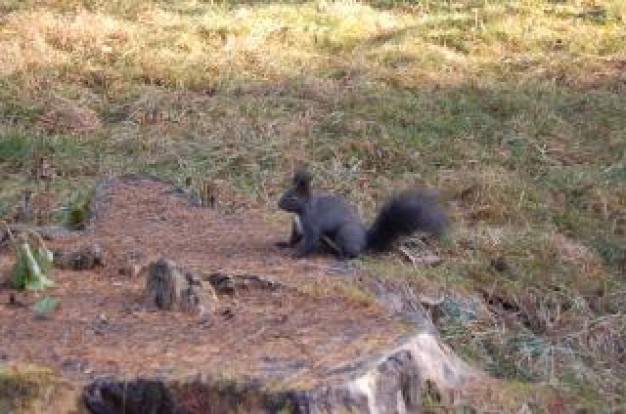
[278,169,312,213]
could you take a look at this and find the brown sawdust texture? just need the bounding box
[0,177,405,387]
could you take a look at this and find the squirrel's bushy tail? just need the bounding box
[366,190,448,252]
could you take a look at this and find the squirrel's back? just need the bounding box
[308,194,364,230]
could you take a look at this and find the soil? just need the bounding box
[0,176,407,388]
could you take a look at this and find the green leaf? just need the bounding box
[32,296,60,317]
[34,246,54,274]
[10,249,30,289]
[10,240,55,290]
[24,273,55,290]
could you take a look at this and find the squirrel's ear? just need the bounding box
[292,169,312,195]
[293,169,312,184]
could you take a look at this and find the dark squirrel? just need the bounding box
[277,169,449,258]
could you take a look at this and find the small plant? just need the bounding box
[2,222,55,290]
[56,188,92,230]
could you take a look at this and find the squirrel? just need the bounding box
[276,169,449,258]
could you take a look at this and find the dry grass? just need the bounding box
[0,0,624,410]
[0,364,78,413]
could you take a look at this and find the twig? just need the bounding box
[398,246,416,265]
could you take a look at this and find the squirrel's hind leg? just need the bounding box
[334,224,367,259]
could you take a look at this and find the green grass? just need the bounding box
[1,0,624,410]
